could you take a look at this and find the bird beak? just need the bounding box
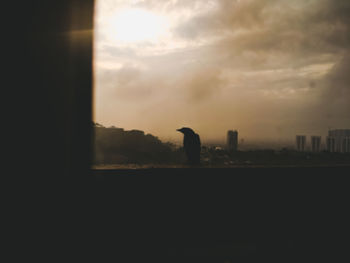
[176,129,181,132]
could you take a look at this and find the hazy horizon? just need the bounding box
[93,122,328,150]
[94,0,350,143]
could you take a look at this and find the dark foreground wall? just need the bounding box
[8,0,94,178]
[12,166,350,262]
[86,167,350,262]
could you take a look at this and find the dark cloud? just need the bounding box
[320,53,350,117]
[172,0,350,128]
[182,68,225,102]
[326,54,350,97]
[175,0,350,56]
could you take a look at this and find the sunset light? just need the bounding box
[106,8,167,43]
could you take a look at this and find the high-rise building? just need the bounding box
[311,136,321,152]
[227,130,238,152]
[326,136,336,152]
[296,135,306,151]
[328,129,350,153]
[341,137,350,153]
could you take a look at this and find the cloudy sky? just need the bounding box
[94,0,350,143]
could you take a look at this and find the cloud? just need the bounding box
[175,0,350,58]
[96,66,160,101]
[319,53,350,118]
[179,68,225,102]
[173,0,350,128]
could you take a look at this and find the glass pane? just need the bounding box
[93,0,350,168]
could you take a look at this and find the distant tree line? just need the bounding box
[92,122,185,165]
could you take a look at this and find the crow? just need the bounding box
[176,127,201,165]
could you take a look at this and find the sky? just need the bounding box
[94,0,350,144]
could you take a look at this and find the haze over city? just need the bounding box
[94,0,350,144]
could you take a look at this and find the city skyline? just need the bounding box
[94,122,350,152]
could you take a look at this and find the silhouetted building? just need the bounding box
[311,136,321,152]
[326,136,336,152]
[328,129,350,153]
[227,130,238,152]
[342,137,350,153]
[296,135,306,151]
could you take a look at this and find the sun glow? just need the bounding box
[106,9,168,44]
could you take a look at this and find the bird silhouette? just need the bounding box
[176,127,201,165]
